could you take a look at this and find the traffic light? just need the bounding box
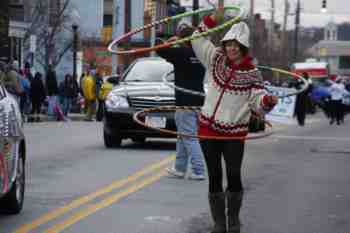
[321,0,327,12]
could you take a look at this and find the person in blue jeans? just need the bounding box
[174,110,205,179]
[157,24,206,180]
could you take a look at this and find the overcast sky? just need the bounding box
[180,0,350,29]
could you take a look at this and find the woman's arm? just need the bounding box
[191,15,219,69]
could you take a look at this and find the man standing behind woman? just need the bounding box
[190,9,278,233]
[294,72,313,126]
[157,24,206,180]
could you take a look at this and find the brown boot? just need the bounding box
[209,192,227,233]
[226,191,243,233]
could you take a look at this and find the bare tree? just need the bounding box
[24,0,73,73]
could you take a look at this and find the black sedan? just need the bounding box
[103,57,176,147]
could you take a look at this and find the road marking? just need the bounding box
[273,135,350,141]
[12,156,174,233]
[43,170,167,233]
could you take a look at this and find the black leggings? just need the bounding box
[329,100,344,123]
[200,139,245,193]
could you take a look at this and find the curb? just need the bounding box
[25,113,86,122]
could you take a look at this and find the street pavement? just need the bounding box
[3,111,349,233]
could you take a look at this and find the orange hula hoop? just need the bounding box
[133,106,273,141]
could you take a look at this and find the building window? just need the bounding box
[339,56,350,69]
[103,14,113,26]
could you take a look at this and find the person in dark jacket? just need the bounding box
[294,72,313,126]
[157,24,206,180]
[60,74,79,116]
[46,65,59,96]
[30,72,46,122]
[45,65,59,117]
[95,72,104,121]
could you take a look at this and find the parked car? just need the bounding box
[0,85,26,214]
[103,57,176,147]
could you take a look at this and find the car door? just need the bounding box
[0,85,9,195]
[0,86,21,195]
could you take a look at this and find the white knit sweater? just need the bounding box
[191,27,270,136]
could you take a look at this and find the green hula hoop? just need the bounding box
[108,5,244,55]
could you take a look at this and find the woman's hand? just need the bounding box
[264,95,279,108]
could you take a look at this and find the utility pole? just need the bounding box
[294,0,300,62]
[280,0,290,67]
[192,0,199,26]
[72,24,78,80]
[112,0,125,74]
[250,0,255,51]
[250,0,254,16]
[0,0,10,63]
[150,0,156,56]
[269,0,275,64]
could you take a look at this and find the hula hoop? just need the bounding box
[257,66,309,98]
[161,70,206,97]
[108,5,244,55]
[161,66,309,98]
[133,106,273,140]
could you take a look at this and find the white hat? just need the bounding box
[221,22,250,48]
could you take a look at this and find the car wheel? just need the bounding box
[0,152,25,214]
[131,137,146,144]
[104,130,122,148]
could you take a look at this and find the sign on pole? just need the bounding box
[265,86,297,124]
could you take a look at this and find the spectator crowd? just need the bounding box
[0,60,105,123]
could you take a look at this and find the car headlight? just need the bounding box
[105,94,129,110]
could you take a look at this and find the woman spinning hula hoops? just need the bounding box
[190,7,278,233]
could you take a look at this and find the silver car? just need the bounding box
[0,85,26,214]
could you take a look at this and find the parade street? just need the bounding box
[1,115,350,233]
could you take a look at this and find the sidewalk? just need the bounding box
[24,113,86,122]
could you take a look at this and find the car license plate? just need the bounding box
[145,116,166,128]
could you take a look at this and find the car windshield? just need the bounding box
[124,60,173,82]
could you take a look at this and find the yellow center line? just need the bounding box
[43,170,167,233]
[12,156,174,233]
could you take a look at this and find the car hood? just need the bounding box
[110,82,175,98]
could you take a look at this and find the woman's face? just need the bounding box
[224,40,242,63]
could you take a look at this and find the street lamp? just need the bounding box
[72,24,78,80]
